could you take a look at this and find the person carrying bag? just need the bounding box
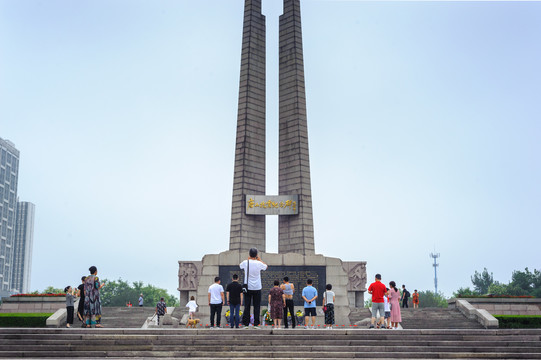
[322,284,335,329]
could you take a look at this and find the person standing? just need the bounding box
[412,290,420,309]
[268,280,285,329]
[239,248,267,329]
[301,279,318,329]
[322,284,335,329]
[64,286,75,328]
[155,297,167,325]
[138,294,144,307]
[208,276,225,328]
[401,285,410,308]
[389,281,402,329]
[281,276,295,329]
[76,276,86,325]
[186,296,198,320]
[226,274,243,329]
[367,273,386,329]
[84,266,105,328]
[384,288,391,329]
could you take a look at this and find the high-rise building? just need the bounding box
[0,137,20,297]
[12,201,35,293]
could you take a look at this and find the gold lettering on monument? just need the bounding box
[248,198,296,211]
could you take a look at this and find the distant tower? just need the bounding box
[0,137,20,297]
[12,201,35,293]
[430,252,440,294]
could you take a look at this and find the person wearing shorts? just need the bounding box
[368,273,387,329]
[384,289,391,329]
[302,279,318,329]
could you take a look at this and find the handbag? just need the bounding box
[322,291,328,313]
[242,259,249,293]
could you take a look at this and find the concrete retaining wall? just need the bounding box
[0,296,66,313]
[449,298,541,316]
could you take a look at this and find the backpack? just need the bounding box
[405,290,411,298]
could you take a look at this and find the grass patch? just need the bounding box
[0,313,54,327]
[494,315,541,328]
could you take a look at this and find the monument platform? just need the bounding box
[178,250,366,326]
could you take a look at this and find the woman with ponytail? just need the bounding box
[388,281,402,329]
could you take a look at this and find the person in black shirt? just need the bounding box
[226,274,243,329]
[76,276,86,327]
[401,285,410,308]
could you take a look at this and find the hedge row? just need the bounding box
[457,295,534,298]
[495,315,541,328]
[0,313,53,327]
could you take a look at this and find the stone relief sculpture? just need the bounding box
[347,262,367,291]
[179,262,199,290]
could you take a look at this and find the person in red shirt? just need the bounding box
[367,273,387,329]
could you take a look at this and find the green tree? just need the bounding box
[487,282,508,295]
[364,298,372,308]
[453,287,479,298]
[471,268,494,294]
[418,290,448,308]
[41,286,64,294]
[99,278,179,307]
[510,268,535,293]
[457,267,541,297]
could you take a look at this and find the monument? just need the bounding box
[178,0,366,325]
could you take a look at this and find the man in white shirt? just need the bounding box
[239,248,267,328]
[208,276,225,328]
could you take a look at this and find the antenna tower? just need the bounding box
[430,252,440,294]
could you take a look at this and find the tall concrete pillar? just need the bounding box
[278,0,315,255]
[229,0,267,254]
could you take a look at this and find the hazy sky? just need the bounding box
[1,0,540,300]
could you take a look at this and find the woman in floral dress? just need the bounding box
[84,266,105,328]
[268,280,285,329]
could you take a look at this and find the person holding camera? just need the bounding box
[239,248,267,329]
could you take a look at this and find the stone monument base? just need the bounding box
[178,251,366,326]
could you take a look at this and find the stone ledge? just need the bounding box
[456,299,499,329]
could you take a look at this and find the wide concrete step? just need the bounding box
[1,350,540,359]
[1,328,540,358]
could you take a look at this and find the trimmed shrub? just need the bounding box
[494,315,541,329]
[0,313,53,327]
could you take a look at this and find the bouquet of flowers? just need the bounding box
[225,309,243,323]
[261,309,273,325]
[295,310,304,326]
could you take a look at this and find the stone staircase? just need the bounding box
[349,307,484,329]
[100,307,156,328]
[400,307,484,329]
[0,328,540,358]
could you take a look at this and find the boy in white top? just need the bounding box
[239,248,267,328]
[208,277,225,328]
[383,287,391,329]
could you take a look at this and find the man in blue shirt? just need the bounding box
[301,279,318,329]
